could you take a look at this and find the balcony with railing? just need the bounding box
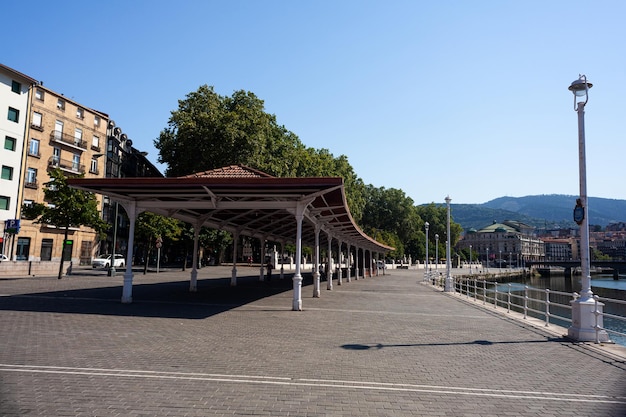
[48,156,85,175]
[24,179,38,189]
[50,130,87,151]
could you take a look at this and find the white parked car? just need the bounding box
[92,254,125,269]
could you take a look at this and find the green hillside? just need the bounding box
[432,195,626,231]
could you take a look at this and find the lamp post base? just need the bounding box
[568,298,610,342]
[444,276,454,292]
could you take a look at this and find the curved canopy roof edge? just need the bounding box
[67,165,394,253]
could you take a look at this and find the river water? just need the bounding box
[490,273,626,347]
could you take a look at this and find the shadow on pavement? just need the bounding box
[341,337,568,350]
[0,274,304,319]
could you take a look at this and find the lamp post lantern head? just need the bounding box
[425,222,429,232]
[569,75,592,107]
[445,195,451,205]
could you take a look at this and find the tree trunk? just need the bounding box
[57,226,69,279]
[143,245,150,275]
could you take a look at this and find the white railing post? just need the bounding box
[523,285,529,319]
[545,289,550,327]
[494,282,498,309]
[473,279,477,302]
[482,280,487,305]
[507,283,511,313]
[593,295,601,344]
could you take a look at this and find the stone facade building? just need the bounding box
[458,220,545,267]
[17,82,109,264]
[1,63,160,269]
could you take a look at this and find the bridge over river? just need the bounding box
[526,260,626,279]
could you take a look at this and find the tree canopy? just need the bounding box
[154,85,463,262]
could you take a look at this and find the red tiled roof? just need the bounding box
[182,164,273,178]
[67,166,393,253]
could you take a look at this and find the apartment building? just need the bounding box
[99,121,163,259]
[0,63,163,272]
[17,80,109,264]
[1,64,38,259]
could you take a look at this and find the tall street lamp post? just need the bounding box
[435,234,439,276]
[424,222,429,281]
[469,244,472,275]
[567,75,609,342]
[444,196,454,292]
[107,135,131,276]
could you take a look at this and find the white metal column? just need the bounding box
[313,226,321,298]
[259,236,267,281]
[354,247,359,280]
[327,231,333,291]
[292,204,305,311]
[190,223,200,292]
[337,240,343,285]
[231,231,239,286]
[346,244,352,282]
[361,248,366,278]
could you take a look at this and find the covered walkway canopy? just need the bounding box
[67,165,393,310]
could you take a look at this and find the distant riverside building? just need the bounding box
[592,230,626,260]
[606,222,626,232]
[458,220,544,267]
[541,237,573,261]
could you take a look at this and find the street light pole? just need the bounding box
[435,234,439,276]
[469,244,472,275]
[424,222,429,282]
[107,136,129,276]
[566,74,609,342]
[444,196,454,292]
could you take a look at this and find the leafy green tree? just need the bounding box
[22,168,108,279]
[415,203,463,261]
[178,224,232,268]
[361,185,421,256]
[135,212,182,274]
[204,229,232,265]
[155,85,284,177]
[153,84,466,262]
[154,86,367,223]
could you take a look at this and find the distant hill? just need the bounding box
[440,195,626,231]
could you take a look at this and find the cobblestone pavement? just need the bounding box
[1,266,625,416]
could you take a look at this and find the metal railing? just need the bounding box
[428,275,626,345]
[50,130,87,150]
[47,156,85,174]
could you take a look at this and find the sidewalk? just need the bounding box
[1,266,625,416]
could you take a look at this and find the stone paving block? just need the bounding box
[0,266,625,416]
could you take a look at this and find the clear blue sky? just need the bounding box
[5,1,625,205]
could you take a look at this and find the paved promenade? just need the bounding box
[1,266,625,416]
